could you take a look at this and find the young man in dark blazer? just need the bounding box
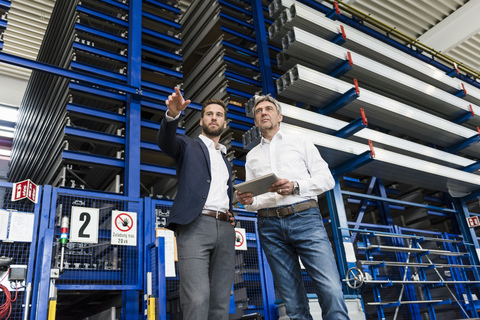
[157,87,235,320]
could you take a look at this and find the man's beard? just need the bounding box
[202,122,224,137]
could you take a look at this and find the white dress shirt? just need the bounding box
[245,128,335,211]
[198,135,230,212]
[165,110,230,212]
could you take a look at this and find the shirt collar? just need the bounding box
[199,134,227,154]
[261,128,283,146]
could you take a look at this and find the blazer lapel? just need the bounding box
[196,137,211,177]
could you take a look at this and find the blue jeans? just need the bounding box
[258,206,350,320]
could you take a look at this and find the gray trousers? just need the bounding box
[176,214,235,320]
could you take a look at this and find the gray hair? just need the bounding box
[254,94,282,114]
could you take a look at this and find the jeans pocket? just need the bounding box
[257,217,266,229]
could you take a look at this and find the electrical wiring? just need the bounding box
[0,269,18,320]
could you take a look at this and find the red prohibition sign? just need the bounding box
[235,230,244,247]
[115,213,134,232]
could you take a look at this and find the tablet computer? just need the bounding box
[234,173,279,196]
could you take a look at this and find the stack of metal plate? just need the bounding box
[8,0,185,196]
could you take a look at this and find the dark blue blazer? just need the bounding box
[157,117,233,230]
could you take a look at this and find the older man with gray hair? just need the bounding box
[236,95,350,320]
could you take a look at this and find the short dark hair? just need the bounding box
[201,99,228,119]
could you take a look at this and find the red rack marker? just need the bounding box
[340,25,347,39]
[360,108,368,126]
[354,79,360,95]
[334,1,341,14]
[462,83,467,95]
[477,127,480,136]
[368,140,375,158]
[347,52,353,66]
[470,105,474,117]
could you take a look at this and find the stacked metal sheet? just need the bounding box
[269,1,480,107]
[8,0,185,196]
[279,27,480,128]
[178,0,277,181]
[0,0,8,50]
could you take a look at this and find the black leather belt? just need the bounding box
[201,209,229,221]
[257,200,317,218]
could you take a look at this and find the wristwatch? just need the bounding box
[292,181,300,195]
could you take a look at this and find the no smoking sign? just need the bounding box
[235,228,247,251]
[111,210,137,246]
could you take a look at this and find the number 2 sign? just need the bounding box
[70,206,99,243]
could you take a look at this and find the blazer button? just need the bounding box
[207,179,211,183]
[203,195,206,199]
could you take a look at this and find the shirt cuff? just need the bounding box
[165,110,181,121]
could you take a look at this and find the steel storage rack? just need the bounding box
[7,0,186,199]
[0,182,41,320]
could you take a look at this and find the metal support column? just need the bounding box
[251,0,275,95]
[326,177,356,293]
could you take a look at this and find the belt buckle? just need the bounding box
[216,211,220,219]
[276,207,284,218]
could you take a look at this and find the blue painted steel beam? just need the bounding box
[329,59,353,78]
[220,12,254,30]
[226,87,255,99]
[0,18,6,29]
[69,82,126,101]
[71,61,127,81]
[0,52,137,93]
[334,117,367,138]
[73,42,128,63]
[140,163,176,176]
[225,70,262,86]
[319,86,359,115]
[142,27,181,45]
[346,197,405,210]
[331,150,373,177]
[142,81,174,96]
[156,237,167,320]
[100,0,128,10]
[231,140,244,148]
[34,228,55,320]
[326,179,356,294]
[453,110,474,125]
[67,103,126,123]
[144,0,180,15]
[63,150,125,167]
[252,0,275,95]
[219,0,252,16]
[0,0,10,10]
[0,41,3,50]
[125,0,142,199]
[224,55,260,72]
[142,44,182,62]
[141,100,168,113]
[444,133,479,154]
[229,122,252,131]
[142,61,183,78]
[77,5,128,27]
[463,160,480,173]
[342,190,457,213]
[222,40,258,57]
[65,126,126,144]
[227,111,255,124]
[233,159,245,167]
[141,141,160,151]
[75,24,128,44]
[142,11,181,29]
